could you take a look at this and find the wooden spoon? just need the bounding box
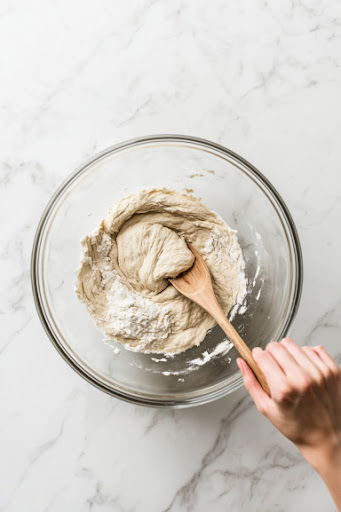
[170,245,270,395]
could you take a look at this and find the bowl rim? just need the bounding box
[31,134,303,408]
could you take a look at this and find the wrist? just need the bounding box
[298,437,341,475]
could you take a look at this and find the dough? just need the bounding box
[76,189,246,354]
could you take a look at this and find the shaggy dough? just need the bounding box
[76,189,246,354]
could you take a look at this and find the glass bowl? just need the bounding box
[31,135,302,408]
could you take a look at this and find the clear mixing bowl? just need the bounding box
[31,135,303,407]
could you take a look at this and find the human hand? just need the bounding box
[237,338,341,509]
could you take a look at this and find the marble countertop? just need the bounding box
[1,1,341,510]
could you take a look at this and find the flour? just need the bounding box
[202,227,228,262]
[148,339,233,377]
[203,226,247,318]
[187,339,233,367]
[96,232,112,255]
[105,273,172,350]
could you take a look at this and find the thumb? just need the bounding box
[237,358,271,415]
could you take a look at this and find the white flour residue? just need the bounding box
[96,232,112,255]
[202,227,229,263]
[105,273,172,350]
[229,295,247,320]
[149,339,233,376]
[188,339,233,367]
[247,249,261,290]
[255,288,262,301]
[104,341,121,354]
[202,226,247,320]
[130,339,233,377]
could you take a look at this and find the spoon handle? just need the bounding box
[199,292,271,395]
[169,243,271,395]
[215,311,271,395]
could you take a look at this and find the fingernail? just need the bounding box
[252,347,262,355]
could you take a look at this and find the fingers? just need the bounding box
[252,346,287,391]
[237,358,271,414]
[244,339,340,409]
[301,345,340,386]
[313,346,340,375]
[253,339,319,402]
[266,341,306,384]
[280,338,323,382]
[301,346,331,380]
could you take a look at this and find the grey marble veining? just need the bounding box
[1,0,341,510]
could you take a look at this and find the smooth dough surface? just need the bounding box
[76,189,246,354]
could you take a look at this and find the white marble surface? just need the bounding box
[1,0,341,510]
